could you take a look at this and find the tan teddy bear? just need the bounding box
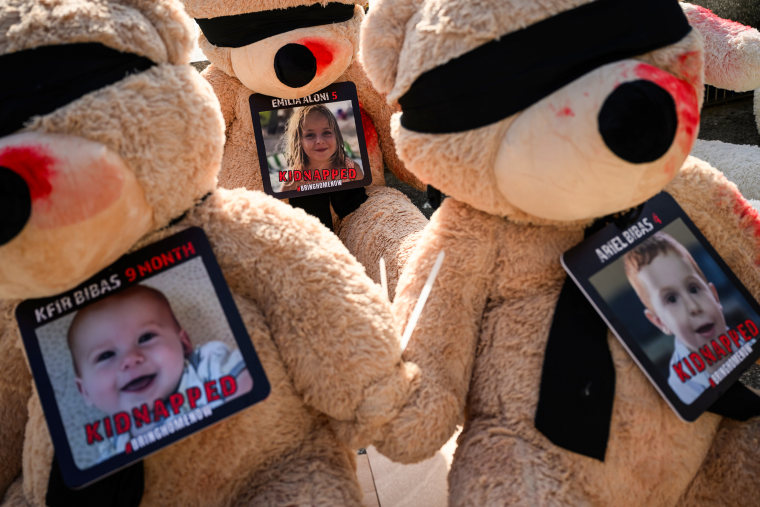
[182,0,429,295]
[0,0,416,504]
[362,0,760,504]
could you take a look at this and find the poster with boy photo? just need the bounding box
[15,227,270,488]
[249,81,372,199]
[562,192,760,421]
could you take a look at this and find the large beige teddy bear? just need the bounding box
[183,0,429,295]
[362,0,760,504]
[0,0,416,504]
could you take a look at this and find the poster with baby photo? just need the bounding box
[562,192,760,422]
[249,81,372,199]
[15,227,270,489]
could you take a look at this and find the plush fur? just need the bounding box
[692,139,760,198]
[0,0,417,504]
[362,0,760,504]
[185,0,427,293]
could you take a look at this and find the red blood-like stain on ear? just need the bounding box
[692,5,752,34]
[0,145,55,200]
[634,64,699,155]
[557,107,574,118]
[299,39,334,76]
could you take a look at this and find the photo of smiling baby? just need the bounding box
[68,284,253,462]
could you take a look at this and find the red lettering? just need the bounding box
[169,392,184,415]
[187,387,202,409]
[137,261,152,277]
[125,267,137,282]
[729,329,742,348]
[340,169,348,179]
[652,213,662,224]
[85,421,104,445]
[151,256,162,270]
[182,241,195,257]
[673,361,690,382]
[322,169,330,180]
[348,168,357,179]
[711,340,728,359]
[303,171,312,181]
[114,412,131,435]
[153,399,170,421]
[294,171,302,181]
[683,357,696,375]
[132,404,151,428]
[161,251,175,267]
[689,353,705,372]
[738,323,750,341]
[279,171,288,182]
[104,415,114,438]
[745,319,759,337]
[719,334,733,354]
[205,380,221,403]
[313,170,322,180]
[699,345,716,365]
[331,169,339,180]
[220,375,238,397]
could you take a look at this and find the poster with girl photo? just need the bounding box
[15,228,270,488]
[249,81,372,199]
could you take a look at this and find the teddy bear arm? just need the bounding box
[199,191,414,437]
[337,186,428,299]
[666,157,760,298]
[374,202,494,462]
[201,64,236,130]
[681,2,760,92]
[0,304,32,494]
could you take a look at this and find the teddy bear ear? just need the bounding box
[116,0,197,65]
[680,2,760,92]
[360,0,420,97]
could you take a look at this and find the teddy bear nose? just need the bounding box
[274,43,317,88]
[598,80,678,164]
[0,166,31,246]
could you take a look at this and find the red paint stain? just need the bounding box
[692,5,751,34]
[359,103,379,151]
[730,187,760,264]
[298,38,334,77]
[0,145,55,200]
[676,51,701,85]
[557,107,574,118]
[634,63,699,155]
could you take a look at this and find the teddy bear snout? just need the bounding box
[274,43,317,88]
[0,166,31,246]
[598,80,678,164]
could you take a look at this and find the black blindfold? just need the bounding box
[196,3,356,48]
[398,0,692,134]
[0,43,155,138]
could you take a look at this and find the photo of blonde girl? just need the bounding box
[278,104,363,193]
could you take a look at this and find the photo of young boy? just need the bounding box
[622,232,729,404]
[67,284,252,462]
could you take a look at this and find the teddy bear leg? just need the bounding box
[337,186,427,299]
[447,419,583,507]
[677,416,760,505]
[1,475,28,506]
[236,427,363,506]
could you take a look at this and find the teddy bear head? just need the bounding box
[361,0,705,224]
[184,0,365,99]
[0,0,224,300]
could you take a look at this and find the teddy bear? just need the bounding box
[0,0,417,504]
[181,0,429,296]
[361,0,760,504]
